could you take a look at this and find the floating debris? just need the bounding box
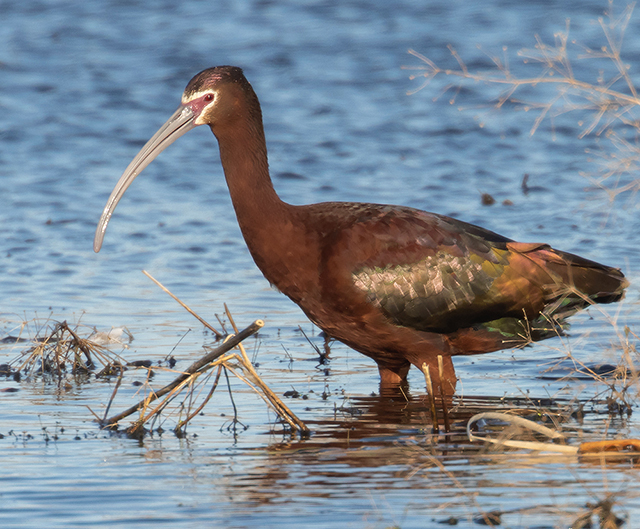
[88,327,133,347]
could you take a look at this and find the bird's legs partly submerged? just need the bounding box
[377,355,456,397]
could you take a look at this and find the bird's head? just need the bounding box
[93,66,253,252]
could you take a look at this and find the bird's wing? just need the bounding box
[318,204,552,334]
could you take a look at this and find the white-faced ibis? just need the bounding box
[95,66,628,395]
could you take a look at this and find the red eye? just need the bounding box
[204,93,214,102]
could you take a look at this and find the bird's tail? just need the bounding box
[449,243,628,355]
[509,242,628,319]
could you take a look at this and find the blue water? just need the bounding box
[1,0,639,527]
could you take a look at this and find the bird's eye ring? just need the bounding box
[204,93,214,102]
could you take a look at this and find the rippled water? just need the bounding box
[1,0,639,527]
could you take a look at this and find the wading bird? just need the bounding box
[95,66,627,395]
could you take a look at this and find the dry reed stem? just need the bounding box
[102,372,123,423]
[175,365,223,432]
[142,270,223,339]
[222,359,308,434]
[101,272,309,436]
[224,303,252,365]
[468,411,640,459]
[222,306,305,430]
[123,338,309,435]
[579,439,640,453]
[102,320,263,427]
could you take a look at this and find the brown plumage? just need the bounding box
[94,66,628,395]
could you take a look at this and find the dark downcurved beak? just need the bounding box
[94,104,197,252]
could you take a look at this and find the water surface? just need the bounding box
[1,0,639,527]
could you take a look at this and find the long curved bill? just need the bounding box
[94,104,197,252]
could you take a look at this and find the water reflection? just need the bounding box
[201,393,638,527]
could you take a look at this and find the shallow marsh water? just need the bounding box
[1,0,640,527]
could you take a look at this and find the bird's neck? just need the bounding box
[216,120,288,228]
[213,121,306,291]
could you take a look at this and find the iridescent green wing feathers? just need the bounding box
[353,244,515,333]
[345,208,627,335]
